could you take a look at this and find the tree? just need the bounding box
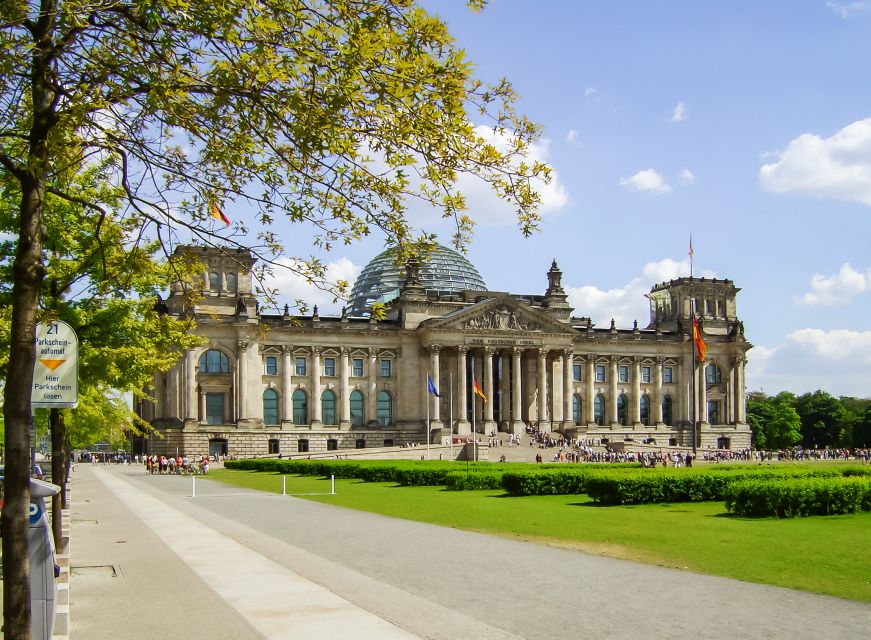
[1,2,548,636]
[794,391,849,449]
[746,392,802,450]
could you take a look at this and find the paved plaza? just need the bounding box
[70,464,871,640]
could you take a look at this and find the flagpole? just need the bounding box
[471,358,477,462]
[689,235,697,455]
[426,371,431,460]
[449,371,454,461]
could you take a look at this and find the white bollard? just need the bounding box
[282,475,286,496]
[331,474,335,495]
[192,475,196,498]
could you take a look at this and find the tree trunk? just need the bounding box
[50,408,66,552]
[2,176,46,640]
[3,2,56,636]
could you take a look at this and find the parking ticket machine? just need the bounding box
[29,477,60,640]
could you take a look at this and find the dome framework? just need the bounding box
[349,245,487,315]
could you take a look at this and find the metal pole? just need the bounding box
[282,475,286,496]
[471,358,477,463]
[192,476,196,498]
[331,474,335,495]
[426,371,431,460]
[449,371,454,461]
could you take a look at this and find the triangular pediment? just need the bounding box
[420,295,577,335]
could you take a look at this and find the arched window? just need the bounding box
[199,349,230,373]
[377,390,393,427]
[705,363,722,384]
[594,394,606,426]
[209,271,220,291]
[292,389,308,425]
[321,389,337,425]
[263,389,279,426]
[350,390,364,427]
[225,272,237,292]
[572,394,582,425]
[640,395,650,426]
[662,395,673,426]
[617,394,629,426]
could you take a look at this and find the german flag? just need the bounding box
[692,316,707,361]
[473,378,487,402]
[210,202,230,226]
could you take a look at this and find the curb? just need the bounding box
[53,491,71,640]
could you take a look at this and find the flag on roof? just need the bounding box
[692,315,707,361]
[210,202,230,226]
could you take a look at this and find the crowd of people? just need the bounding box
[144,454,211,475]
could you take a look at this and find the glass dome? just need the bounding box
[349,245,487,315]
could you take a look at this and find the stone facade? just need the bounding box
[135,246,752,457]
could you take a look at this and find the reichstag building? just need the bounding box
[136,244,752,457]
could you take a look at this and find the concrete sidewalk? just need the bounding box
[72,465,418,640]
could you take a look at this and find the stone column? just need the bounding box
[367,348,378,427]
[585,357,595,424]
[457,346,470,434]
[632,357,641,425]
[736,356,746,422]
[340,347,350,429]
[511,348,524,434]
[184,351,197,423]
[429,345,443,432]
[562,350,573,429]
[483,347,496,432]
[311,346,323,428]
[537,348,549,428]
[282,346,292,425]
[653,358,664,424]
[699,362,708,424]
[237,342,248,422]
[609,356,618,426]
[726,366,734,425]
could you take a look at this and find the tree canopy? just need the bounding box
[1,2,550,636]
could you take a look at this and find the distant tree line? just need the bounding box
[747,390,871,450]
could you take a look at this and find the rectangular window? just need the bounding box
[295,357,306,376]
[352,358,363,377]
[327,439,338,451]
[641,367,651,383]
[572,364,582,382]
[324,357,336,376]
[268,439,279,454]
[618,366,629,383]
[595,365,606,382]
[297,439,309,453]
[663,366,673,384]
[380,359,392,377]
[265,356,278,376]
[355,439,366,449]
[205,393,224,425]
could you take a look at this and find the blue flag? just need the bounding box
[427,375,441,397]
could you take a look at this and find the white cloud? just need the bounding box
[585,87,597,98]
[796,263,871,306]
[262,256,362,315]
[678,168,695,184]
[566,129,578,144]
[827,1,871,18]
[619,168,671,193]
[671,101,687,123]
[759,117,871,206]
[745,330,871,397]
[565,257,710,327]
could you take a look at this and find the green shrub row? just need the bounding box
[225,458,505,488]
[724,477,871,517]
[445,471,504,491]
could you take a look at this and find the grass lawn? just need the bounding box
[208,468,871,602]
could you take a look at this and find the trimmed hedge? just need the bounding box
[445,471,504,491]
[724,477,871,517]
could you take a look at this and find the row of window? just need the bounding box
[574,363,722,384]
[200,350,393,378]
[576,393,673,426]
[262,388,393,427]
[207,271,237,293]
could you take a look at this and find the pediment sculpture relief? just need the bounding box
[463,306,542,332]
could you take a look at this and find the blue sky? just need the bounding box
[264,1,871,398]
